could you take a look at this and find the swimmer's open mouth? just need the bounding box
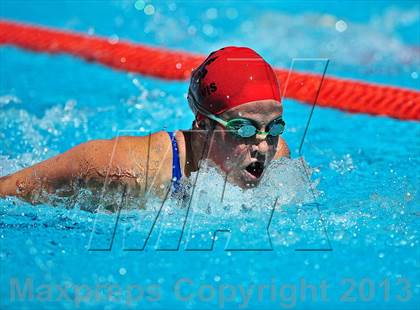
[245,161,264,179]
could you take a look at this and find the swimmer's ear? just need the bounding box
[193,119,214,132]
[192,120,199,129]
[194,119,207,129]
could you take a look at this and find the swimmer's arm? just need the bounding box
[0,134,172,204]
[0,141,105,203]
[274,137,290,159]
[0,139,141,203]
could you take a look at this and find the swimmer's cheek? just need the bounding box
[283,141,291,158]
[274,138,290,159]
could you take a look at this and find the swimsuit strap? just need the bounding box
[168,131,182,192]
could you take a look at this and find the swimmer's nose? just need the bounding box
[252,134,269,154]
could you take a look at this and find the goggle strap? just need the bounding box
[189,92,229,127]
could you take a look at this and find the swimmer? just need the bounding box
[0,47,289,204]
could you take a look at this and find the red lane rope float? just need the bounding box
[1,20,419,121]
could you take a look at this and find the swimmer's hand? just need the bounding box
[0,133,172,204]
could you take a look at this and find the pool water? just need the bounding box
[0,1,419,309]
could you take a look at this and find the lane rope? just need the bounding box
[1,20,419,121]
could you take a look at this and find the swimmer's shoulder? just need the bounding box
[76,131,174,190]
[124,131,170,148]
[80,131,171,156]
[104,130,174,173]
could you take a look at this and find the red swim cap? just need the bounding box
[188,46,281,121]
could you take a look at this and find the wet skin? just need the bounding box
[0,100,289,204]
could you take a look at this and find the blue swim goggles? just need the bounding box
[210,114,285,138]
[191,96,285,138]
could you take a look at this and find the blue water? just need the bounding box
[1,1,419,309]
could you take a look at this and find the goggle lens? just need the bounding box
[237,125,257,138]
[267,122,285,136]
[225,117,285,138]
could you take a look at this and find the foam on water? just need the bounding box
[180,158,316,213]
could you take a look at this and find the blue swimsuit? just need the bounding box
[167,131,182,192]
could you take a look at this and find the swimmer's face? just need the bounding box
[206,100,283,189]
